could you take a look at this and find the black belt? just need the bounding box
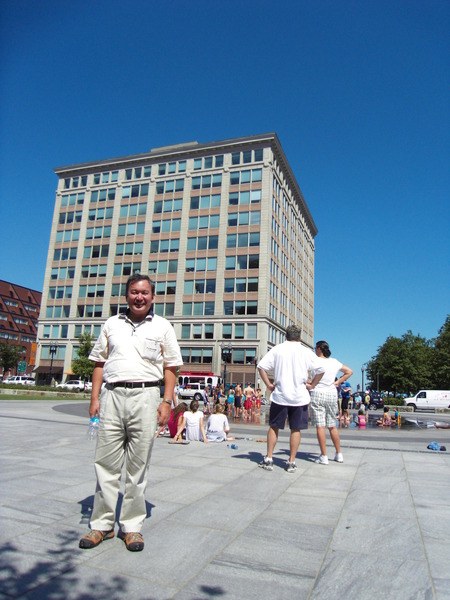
[109,381,161,389]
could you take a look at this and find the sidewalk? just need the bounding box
[0,400,449,599]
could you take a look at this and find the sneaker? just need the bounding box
[285,461,297,473]
[258,456,274,471]
[315,454,329,465]
[334,452,344,463]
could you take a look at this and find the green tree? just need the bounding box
[432,315,450,388]
[366,331,433,395]
[0,343,21,376]
[71,333,95,382]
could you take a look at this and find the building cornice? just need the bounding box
[54,132,318,235]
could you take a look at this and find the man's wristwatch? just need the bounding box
[162,398,172,405]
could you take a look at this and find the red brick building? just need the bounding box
[0,280,41,378]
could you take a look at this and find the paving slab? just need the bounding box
[0,400,449,599]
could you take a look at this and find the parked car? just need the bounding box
[3,375,36,385]
[178,383,206,402]
[368,393,384,410]
[56,380,92,392]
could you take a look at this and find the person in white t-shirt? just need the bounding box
[257,325,325,473]
[310,340,353,465]
[206,403,235,442]
[174,399,208,442]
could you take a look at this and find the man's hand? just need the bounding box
[89,397,100,418]
[157,401,171,426]
[89,363,104,418]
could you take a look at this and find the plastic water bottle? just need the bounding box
[227,443,238,450]
[87,417,99,441]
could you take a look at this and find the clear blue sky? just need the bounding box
[1,0,449,387]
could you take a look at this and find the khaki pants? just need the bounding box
[90,385,160,533]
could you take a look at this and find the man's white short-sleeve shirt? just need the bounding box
[89,312,183,383]
[257,341,325,406]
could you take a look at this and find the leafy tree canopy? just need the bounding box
[432,315,450,388]
[0,343,21,375]
[366,316,449,394]
[71,333,95,381]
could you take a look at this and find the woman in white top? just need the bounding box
[308,340,353,465]
[206,403,235,442]
[175,399,208,443]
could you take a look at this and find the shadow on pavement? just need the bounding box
[0,531,129,599]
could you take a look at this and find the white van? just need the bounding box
[404,390,450,411]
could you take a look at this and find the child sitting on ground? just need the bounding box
[377,406,393,426]
[206,403,235,443]
[357,408,366,427]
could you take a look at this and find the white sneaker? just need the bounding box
[334,453,344,463]
[315,454,329,465]
[258,456,274,471]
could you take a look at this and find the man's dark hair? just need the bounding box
[125,274,155,297]
[315,340,331,358]
[285,325,302,341]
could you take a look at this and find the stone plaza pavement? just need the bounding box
[0,399,449,600]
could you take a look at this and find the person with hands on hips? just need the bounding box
[79,274,182,552]
[257,325,325,473]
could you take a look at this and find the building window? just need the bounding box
[186,235,218,251]
[190,194,221,210]
[188,215,220,230]
[113,262,141,276]
[119,203,147,218]
[181,347,213,365]
[223,300,258,315]
[61,192,85,207]
[230,168,262,185]
[235,324,245,339]
[90,188,116,203]
[182,302,215,316]
[148,259,178,274]
[183,279,216,294]
[154,302,174,317]
[122,183,149,198]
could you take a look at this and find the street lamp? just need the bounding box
[49,344,57,386]
[220,342,232,391]
[361,365,365,397]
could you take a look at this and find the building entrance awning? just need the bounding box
[33,366,64,374]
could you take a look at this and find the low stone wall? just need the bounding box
[0,388,87,399]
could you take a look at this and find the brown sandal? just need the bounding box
[79,529,114,549]
[120,531,144,552]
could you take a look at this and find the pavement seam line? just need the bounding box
[306,446,364,600]
[402,452,437,600]
[173,464,295,596]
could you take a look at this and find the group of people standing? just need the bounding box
[216,382,263,419]
[257,325,353,472]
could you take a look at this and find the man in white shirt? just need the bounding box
[79,274,182,552]
[257,325,324,473]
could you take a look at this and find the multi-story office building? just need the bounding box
[36,133,318,387]
[0,280,41,377]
